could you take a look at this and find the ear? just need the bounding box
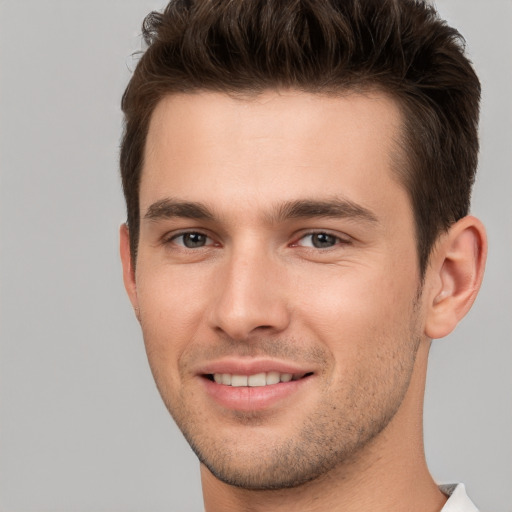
[119,223,140,321]
[424,216,487,339]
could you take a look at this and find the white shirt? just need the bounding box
[440,484,479,512]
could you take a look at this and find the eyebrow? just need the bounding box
[143,197,378,224]
[269,198,378,224]
[144,198,214,221]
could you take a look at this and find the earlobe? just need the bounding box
[119,224,140,321]
[424,216,487,339]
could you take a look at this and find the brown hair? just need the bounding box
[120,0,481,274]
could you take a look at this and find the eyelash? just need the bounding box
[292,231,350,249]
[166,231,216,249]
[163,230,350,251]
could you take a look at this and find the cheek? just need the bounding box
[293,260,419,361]
[135,265,211,375]
[295,269,421,419]
[137,260,212,321]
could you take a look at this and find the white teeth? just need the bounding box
[212,371,305,387]
[231,375,248,387]
[248,373,266,387]
[266,371,280,385]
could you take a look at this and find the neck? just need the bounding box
[201,341,446,512]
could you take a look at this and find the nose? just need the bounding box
[209,246,290,341]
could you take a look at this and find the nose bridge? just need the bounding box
[210,238,289,340]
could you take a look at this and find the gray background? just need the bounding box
[0,0,510,510]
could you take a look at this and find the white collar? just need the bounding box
[439,483,479,512]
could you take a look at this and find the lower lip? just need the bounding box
[201,376,312,411]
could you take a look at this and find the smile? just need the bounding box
[210,372,309,387]
[201,368,314,411]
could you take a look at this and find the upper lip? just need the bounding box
[196,358,315,376]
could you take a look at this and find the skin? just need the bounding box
[120,90,487,512]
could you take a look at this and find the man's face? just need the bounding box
[124,90,427,489]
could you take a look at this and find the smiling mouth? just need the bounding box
[205,372,314,387]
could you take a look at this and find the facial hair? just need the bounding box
[145,317,422,491]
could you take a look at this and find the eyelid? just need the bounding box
[291,230,352,248]
[160,228,351,249]
[163,229,217,247]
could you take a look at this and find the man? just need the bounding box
[119,0,487,510]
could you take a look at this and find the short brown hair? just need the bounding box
[120,0,481,274]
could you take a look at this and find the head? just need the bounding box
[121,0,481,275]
[119,0,486,495]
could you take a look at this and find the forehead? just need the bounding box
[141,89,407,220]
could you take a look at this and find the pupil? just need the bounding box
[313,233,336,248]
[184,233,206,248]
